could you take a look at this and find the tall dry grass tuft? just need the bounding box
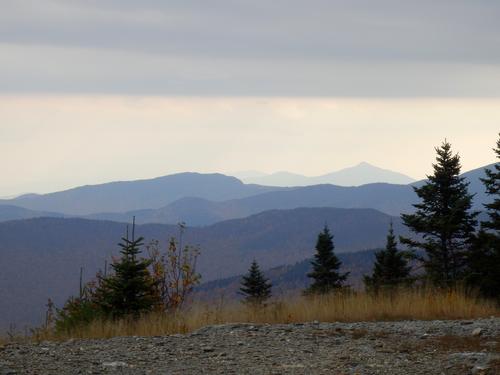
[36,288,498,341]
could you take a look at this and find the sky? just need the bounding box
[1,1,500,196]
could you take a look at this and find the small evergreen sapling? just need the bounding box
[364,223,412,293]
[52,222,161,332]
[98,226,158,318]
[305,225,349,295]
[239,260,272,306]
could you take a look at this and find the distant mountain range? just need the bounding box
[0,205,64,222]
[0,207,405,329]
[0,162,495,330]
[0,164,492,225]
[0,173,282,215]
[235,162,416,187]
[87,183,417,225]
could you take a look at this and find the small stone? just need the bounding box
[471,328,483,336]
[471,365,490,374]
[102,361,128,368]
[202,346,215,353]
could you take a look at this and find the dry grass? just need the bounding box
[33,288,499,342]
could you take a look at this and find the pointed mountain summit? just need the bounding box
[313,162,416,186]
[240,162,416,187]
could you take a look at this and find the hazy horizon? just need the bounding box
[3,159,419,198]
[1,1,499,196]
[1,96,499,196]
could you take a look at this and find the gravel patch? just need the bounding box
[0,318,498,374]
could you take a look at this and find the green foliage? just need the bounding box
[239,260,272,306]
[364,223,413,293]
[481,133,500,232]
[52,223,204,335]
[401,141,478,287]
[97,235,158,318]
[55,297,100,333]
[53,276,105,334]
[465,230,500,300]
[465,134,500,300]
[305,225,349,295]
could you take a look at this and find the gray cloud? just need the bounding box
[1,0,500,96]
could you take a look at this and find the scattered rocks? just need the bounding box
[0,318,498,374]
[472,328,483,337]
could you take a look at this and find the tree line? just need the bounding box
[240,136,500,305]
[49,135,499,332]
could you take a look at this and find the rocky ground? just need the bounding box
[0,318,499,375]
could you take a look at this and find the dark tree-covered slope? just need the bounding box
[0,207,406,329]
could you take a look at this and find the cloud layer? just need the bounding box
[1,0,500,96]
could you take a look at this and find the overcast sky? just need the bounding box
[2,0,500,96]
[1,1,499,195]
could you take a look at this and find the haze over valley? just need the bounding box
[0,160,494,328]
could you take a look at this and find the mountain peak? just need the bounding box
[352,161,378,169]
[240,163,416,187]
[318,163,415,186]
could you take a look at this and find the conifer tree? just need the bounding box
[400,141,478,287]
[305,225,349,294]
[364,223,412,293]
[466,134,500,299]
[98,225,158,318]
[239,260,272,306]
[481,134,500,232]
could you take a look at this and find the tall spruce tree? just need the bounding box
[401,141,478,287]
[305,225,349,295]
[98,225,157,318]
[364,223,412,293]
[466,134,500,299]
[481,134,500,232]
[239,260,272,306]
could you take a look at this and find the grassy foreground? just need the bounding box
[32,288,499,341]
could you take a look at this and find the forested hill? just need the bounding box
[0,207,406,329]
